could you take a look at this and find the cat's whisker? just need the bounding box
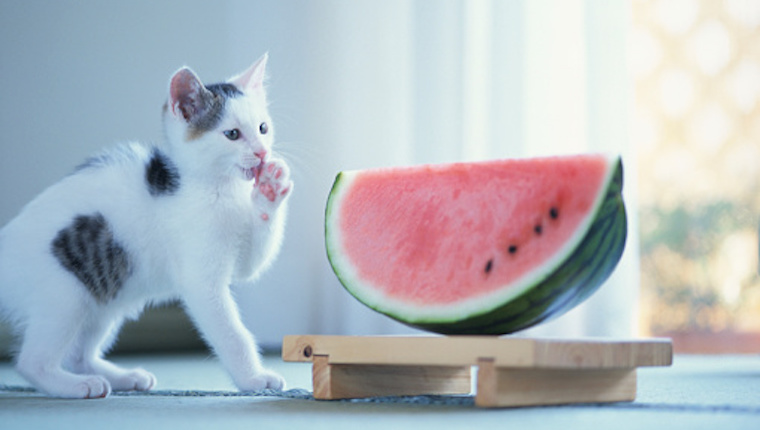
[273,141,321,178]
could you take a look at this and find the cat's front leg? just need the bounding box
[235,157,292,281]
[182,275,285,391]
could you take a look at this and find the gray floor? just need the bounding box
[1,353,758,430]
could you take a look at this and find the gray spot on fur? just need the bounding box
[51,213,132,303]
[207,83,243,99]
[145,149,180,196]
[187,83,243,140]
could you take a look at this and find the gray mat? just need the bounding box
[3,384,760,414]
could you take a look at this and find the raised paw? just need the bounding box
[254,158,292,206]
[236,369,286,392]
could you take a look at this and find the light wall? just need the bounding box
[0,0,636,349]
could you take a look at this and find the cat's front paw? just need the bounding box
[253,158,292,219]
[237,369,286,392]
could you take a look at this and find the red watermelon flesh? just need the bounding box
[325,154,626,333]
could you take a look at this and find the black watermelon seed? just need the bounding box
[550,207,559,219]
[508,245,518,254]
[534,224,543,235]
[485,259,493,274]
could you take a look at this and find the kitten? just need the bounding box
[0,53,292,398]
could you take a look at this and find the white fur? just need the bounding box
[0,54,293,398]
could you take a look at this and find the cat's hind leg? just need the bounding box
[67,316,156,392]
[15,304,111,399]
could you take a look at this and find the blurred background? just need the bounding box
[0,0,757,354]
[633,0,760,352]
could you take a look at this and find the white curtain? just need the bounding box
[232,0,639,344]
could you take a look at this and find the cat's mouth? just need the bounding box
[240,165,264,183]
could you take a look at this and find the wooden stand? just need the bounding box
[282,335,672,408]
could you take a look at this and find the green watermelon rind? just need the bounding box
[325,156,627,335]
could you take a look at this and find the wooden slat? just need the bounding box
[313,355,472,400]
[284,335,532,367]
[476,358,638,408]
[282,335,673,369]
[531,338,673,368]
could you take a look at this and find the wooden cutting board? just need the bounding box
[282,335,672,408]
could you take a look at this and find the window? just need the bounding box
[633,0,760,352]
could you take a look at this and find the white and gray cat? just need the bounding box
[0,53,292,398]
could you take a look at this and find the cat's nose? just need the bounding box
[254,149,268,164]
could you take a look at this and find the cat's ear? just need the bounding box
[229,53,268,91]
[169,67,210,123]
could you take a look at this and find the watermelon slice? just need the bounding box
[325,154,627,335]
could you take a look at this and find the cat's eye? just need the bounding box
[259,122,269,135]
[224,129,240,141]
